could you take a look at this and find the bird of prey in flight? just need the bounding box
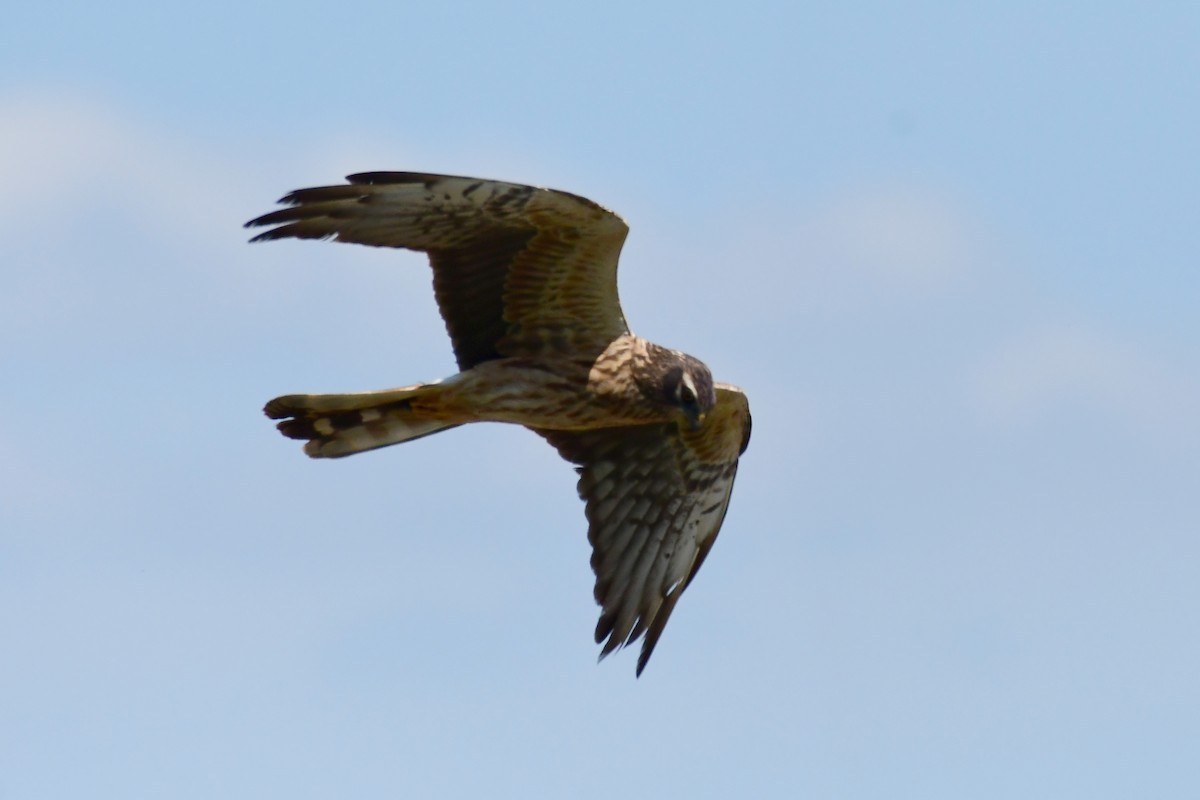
[247,172,751,675]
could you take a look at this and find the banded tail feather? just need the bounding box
[264,385,459,458]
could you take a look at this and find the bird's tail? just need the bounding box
[264,384,460,458]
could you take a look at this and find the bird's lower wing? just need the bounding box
[535,385,750,675]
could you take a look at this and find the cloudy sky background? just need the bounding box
[3,2,1198,797]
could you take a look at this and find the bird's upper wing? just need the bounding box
[246,172,631,369]
[536,384,752,675]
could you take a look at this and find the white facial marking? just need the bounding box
[681,371,697,400]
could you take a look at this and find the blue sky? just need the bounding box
[3,2,1198,798]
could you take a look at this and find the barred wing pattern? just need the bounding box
[246,172,631,369]
[539,385,751,675]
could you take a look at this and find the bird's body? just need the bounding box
[248,172,751,675]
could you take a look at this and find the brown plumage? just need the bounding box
[247,171,751,675]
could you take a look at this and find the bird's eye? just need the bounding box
[678,383,696,407]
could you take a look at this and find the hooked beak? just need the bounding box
[688,409,707,431]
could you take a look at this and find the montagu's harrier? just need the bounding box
[247,172,751,675]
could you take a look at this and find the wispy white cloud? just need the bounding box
[0,89,254,230]
[0,91,119,208]
[665,183,990,330]
[800,185,980,291]
[0,90,455,373]
[0,90,265,335]
[969,322,1200,448]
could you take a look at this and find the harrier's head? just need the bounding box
[657,354,717,430]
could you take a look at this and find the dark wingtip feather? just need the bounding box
[245,182,377,239]
[634,631,658,677]
[246,229,280,243]
[247,223,339,243]
[347,171,443,186]
[244,211,279,232]
[245,206,307,228]
[594,612,615,646]
[244,206,296,238]
[634,586,687,678]
[276,418,316,440]
[263,396,304,419]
